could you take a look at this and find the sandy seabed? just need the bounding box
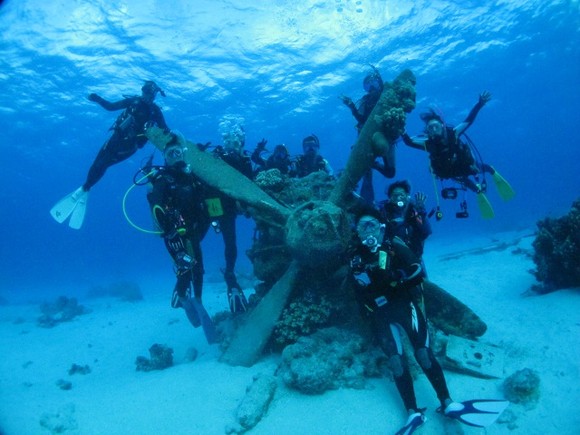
[1,230,579,435]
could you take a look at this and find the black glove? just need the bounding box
[196,141,211,151]
[143,120,157,131]
[256,139,268,152]
[339,95,355,108]
[479,91,492,105]
[414,192,427,211]
[165,228,186,254]
[87,93,100,103]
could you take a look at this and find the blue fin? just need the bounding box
[394,412,426,435]
[190,298,217,344]
[180,298,201,328]
[443,399,509,428]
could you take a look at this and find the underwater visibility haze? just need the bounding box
[0,0,578,299]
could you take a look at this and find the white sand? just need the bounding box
[1,231,579,435]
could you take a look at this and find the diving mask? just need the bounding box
[164,145,188,168]
[356,216,385,253]
[427,120,443,137]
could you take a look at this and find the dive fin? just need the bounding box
[443,399,509,428]
[180,298,201,328]
[476,192,494,219]
[492,171,515,201]
[190,298,217,344]
[50,187,85,224]
[394,412,426,435]
[68,190,89,229]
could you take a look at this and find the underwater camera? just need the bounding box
[441,187,459,200]
[455,200,469,219]
[428,207,444,221]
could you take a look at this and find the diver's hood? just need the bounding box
[142,80,166,97]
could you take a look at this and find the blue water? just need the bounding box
[1,0,578,299]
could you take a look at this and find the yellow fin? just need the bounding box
[492,171,516,201]
[476,193,495,219]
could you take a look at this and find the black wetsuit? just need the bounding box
[147,167,210,301]
[294,154,331,178]
[251,150,295,176]
[351,235,450,412]
[348,91,381,133]
[423,127,495,193]
[380,202,432,260]
[84,94,169,191]
[345,89,395,202]
[211,147,254,289]
[402,99,495,193]
[424,126,477,179]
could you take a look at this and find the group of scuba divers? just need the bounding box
[50,69,513,434]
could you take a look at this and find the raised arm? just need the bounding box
[340,95,366,125]
[87,93,132,111]
[454,91,491,136]
[251,139,268,168]
[401,131,427,151]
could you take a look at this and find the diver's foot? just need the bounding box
[394,411,426,435]
[442,401,464,416]
[474,181,487,194]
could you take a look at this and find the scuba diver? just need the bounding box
[378,180,432,272]
[210,118,252,313]
[340,65,395,203]
[350,214,509,434]
[251,140,295,176]
[147,133,216,344]
[294,134,334,178]
[401,91,515,219]
[50,80,170,229]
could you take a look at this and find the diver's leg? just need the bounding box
[83,135,136,191]
[406,298,452,407]
[221,213,238,278]
[375,310,419,413]
[191,241,204,301]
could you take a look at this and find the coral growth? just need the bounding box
[56,379,73,390]
[254,168,287,192]
[135,344,173,371]
[273,296,333,348]
[502,368,541,408]
[532,199,580,293]
[37,296,88,328]
[68,364,91,375]
[278,327,387,395]
[227,373,277,434]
